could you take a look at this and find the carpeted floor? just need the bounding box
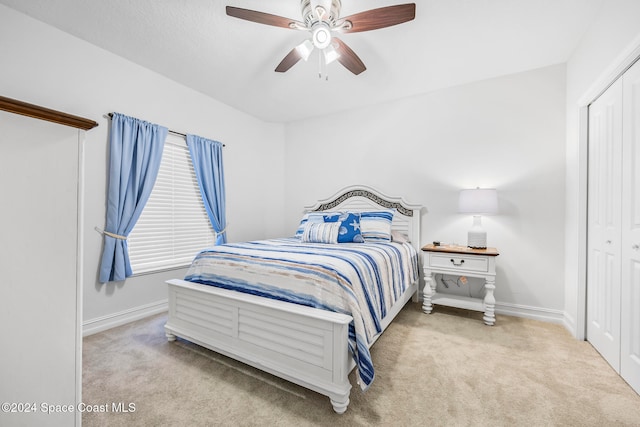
[82,303,640,426]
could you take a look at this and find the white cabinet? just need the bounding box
[587,59,640,395]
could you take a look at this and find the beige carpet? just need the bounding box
[82,303,640,426]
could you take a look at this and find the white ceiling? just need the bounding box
[1,0,603,123]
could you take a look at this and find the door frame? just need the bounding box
[576,35,640,340]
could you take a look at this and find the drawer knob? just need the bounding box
[450,258,465,266]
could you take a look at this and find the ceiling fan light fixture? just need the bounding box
[323,44,340,65]
[296,39,315,61]
[312,25,332,49]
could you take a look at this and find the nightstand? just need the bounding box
[421,244,500,325]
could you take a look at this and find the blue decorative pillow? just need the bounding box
[360,210,394,241]
[323,212,364,243]
[301,221,340,244]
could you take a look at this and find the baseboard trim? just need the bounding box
[83,299,564,336]
[495,301,564,324]
[561,311,578,338]
[83,299,168,337]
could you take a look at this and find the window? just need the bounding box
[128,133,215,273]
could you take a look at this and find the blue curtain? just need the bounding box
[99,113,167,282]
[186,134,227,245]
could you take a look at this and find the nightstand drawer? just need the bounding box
[429,254,489,273]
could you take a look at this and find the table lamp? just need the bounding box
[458,188,498,249]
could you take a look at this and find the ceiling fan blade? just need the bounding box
[337,3,416,33]
[226,6,304,30]
[333,37,366,75]
[275,48,304,73]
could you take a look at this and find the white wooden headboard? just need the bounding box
[304,185,422,252]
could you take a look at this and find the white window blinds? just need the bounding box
[128,133,215,274]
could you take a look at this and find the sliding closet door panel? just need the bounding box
[621,59,640,394]
[587,77,623,371]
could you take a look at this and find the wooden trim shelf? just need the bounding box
[0,95,98,131]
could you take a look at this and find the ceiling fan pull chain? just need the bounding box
[316,49,331,81]
[325,56,329,80]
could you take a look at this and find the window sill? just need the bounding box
[130,264,190,278]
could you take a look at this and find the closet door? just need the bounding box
[621,59,640,393]
[587,77,623,371]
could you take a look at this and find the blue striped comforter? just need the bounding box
[184,237,419,390]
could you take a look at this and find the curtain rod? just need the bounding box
[107,113,225,147]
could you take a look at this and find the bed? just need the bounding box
[164,185,422,413]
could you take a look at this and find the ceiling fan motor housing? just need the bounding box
[301,0,341,27]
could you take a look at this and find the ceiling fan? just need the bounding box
[226,1,416,76]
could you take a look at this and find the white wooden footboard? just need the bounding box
[164,278,354,413]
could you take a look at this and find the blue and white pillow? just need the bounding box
[295,212,330,237]
[323,212,364,243]
[301,221,340,244]
[360,210,394,241]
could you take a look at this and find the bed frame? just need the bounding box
[164,185,422,413]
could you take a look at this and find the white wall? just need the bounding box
[0,4,287,328]
[5,0,632,335]
[284,65,567,320]
[0,111,81,427]
[564,0,640,337]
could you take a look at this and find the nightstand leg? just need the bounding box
[422,270,435,314]
[483,278,496,325]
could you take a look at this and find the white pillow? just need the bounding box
[391,230,410,243]
[294,212,327,237]
[360,210,394,241]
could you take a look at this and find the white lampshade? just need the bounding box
[458,188,498,214]
[458,188,498,249]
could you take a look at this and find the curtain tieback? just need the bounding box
[215,224,228,237]
[95,226,127,240]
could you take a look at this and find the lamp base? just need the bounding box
[467,230,487,249]
[467,215,487,249]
